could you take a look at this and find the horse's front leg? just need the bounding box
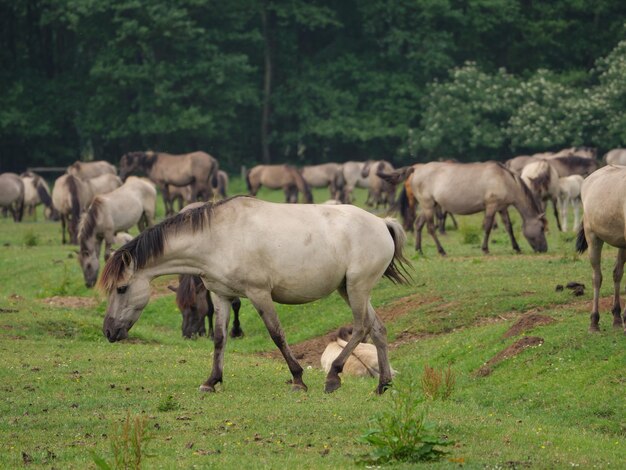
[161,184,172,216]
[229,297,244,338]
[249,290,306,391]
[424,208,446,256]
[200,293,232,392]
[481,208,499,254]
[611,248,626,330]
[588,234,604,332]
[551,197,562,232]
[103,234,115,261]
[498,209,521,253]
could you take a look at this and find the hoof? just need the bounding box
[588,326,600,334]
[291,382,308,392]
[376,382,392,395]
[199,383,216,393]
[324,379,341,394]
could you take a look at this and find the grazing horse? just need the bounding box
[336,161,370,203]
[545,155,598,178]
[520,160,562,231]
[362,160,397,209]
[0,173,25,222]
[99,196,410,394]
[558,175,584,232]
[412,161,548,255]
[77,177,156,288]
[169,275,243,339]
[67,160,117,179]
[576,165,626,333]
[301,163,343,200]
[119,150,220,213]
[52,173,122,244]
[20,171,56,220]
[246,164,313,203]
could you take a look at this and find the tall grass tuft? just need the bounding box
[421,363,456,400]
[23,229,39,247]
[92,412,152,470]
[459,221,481,245]
[357,379,453,464]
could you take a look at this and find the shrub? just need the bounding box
[357,380,453,464]
[92,412,152,470]
[421,363,456,400]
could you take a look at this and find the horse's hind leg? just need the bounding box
[497,208,521,253]
[611,248,626,330]
[248,290,306,391]
[551,197,562,231]
[200,293,231,392]
[588,234,604,332]
[324,287,376,393]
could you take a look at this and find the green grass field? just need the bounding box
[1,180,625,469]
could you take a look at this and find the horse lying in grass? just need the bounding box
[99,196,411,394]
[169,274,243,339]
[576,165,626,333]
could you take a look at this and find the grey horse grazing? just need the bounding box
[246,164,313,203]
[99,196,411,394]
[520,160,562,231]
[0,173,25,222]
[411,161,548,255]
[576,165,626,333]
[301,163,343,200]
[20,171,56,220]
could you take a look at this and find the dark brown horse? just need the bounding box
[246,164,313,203]
[119,151,219,214]
[169,275,243,339]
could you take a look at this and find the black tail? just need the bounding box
[575,225,588,254]
[67,175,81,244]
[245,169,252,193]
[35,179,53,208]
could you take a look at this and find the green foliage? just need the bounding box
[92,412,152,470]
[459,220,482,245]
[357,379,453,464]
[22,230,39,247]
[156,395,179,412]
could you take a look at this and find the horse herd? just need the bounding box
[2,145,626,395]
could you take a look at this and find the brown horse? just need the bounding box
[0,173,25,222]
[119,150,219,213]
[169,275,243,339]
[412,161,548,255]
[67,160,117,179]
[576,165,626,333]
[246,164,313,203]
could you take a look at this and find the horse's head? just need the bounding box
[522,214,548,253]
[100,253,151,342]
[172,275,208,339]
[119,152,143,181]
[78,245,100,288]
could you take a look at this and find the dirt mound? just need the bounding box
[476,336,544,377]
[503,313,556,338]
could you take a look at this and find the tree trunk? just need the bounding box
[260,3,275,164]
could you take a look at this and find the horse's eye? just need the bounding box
[116,285,128,295]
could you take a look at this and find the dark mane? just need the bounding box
[176,274,201,310]
[78,197,103,249]
[98,195,251,293]
[500,163,543,214]
[554,155,594,166]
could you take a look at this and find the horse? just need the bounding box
[544,155,598,178]
[548,146,598,159]
[320,327,398,378]
[0,173,25,222]
[505,155,537,175]
[411,161,548,255]
[20,171,56,220]
[119,150,220,213]
[168,274,243,339]
[301,163,343,200]
[164,170,230,216]
[336,161,370,203]
[52,173,122,245]
[604,148,626,166]
[99,196,411,394]
[363,160,397,209]
[245,164,313,203]
[576,165,626,333]
[520,160,562,231]
[558,175,584,232]
[67,160,117,180]
[77,177,156,288]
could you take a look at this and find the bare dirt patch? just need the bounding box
[503,313,556,338]
[476,336,544,377]
[42,296,98,309]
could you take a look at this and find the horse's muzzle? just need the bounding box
[103,317,129,342]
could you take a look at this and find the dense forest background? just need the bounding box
[2,0,626,173]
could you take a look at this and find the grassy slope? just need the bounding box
[0,181,624,468]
